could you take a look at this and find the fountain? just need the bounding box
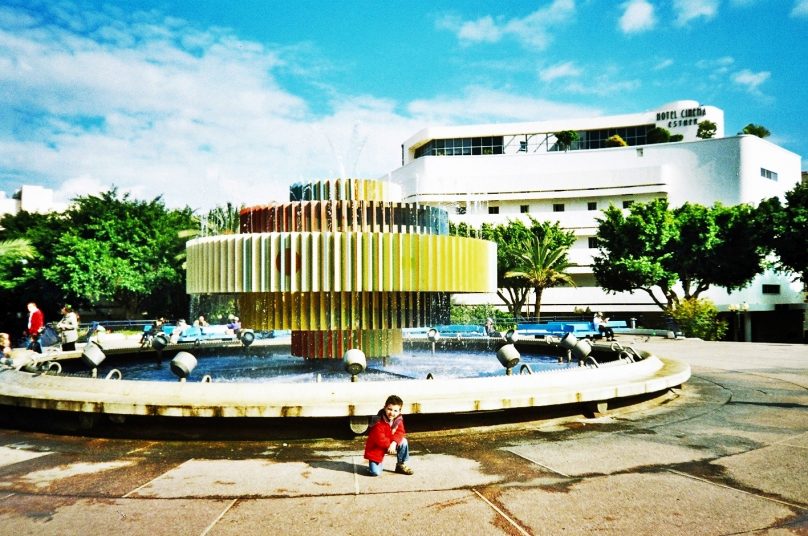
[0,178,691,437]
[185,178,497,358]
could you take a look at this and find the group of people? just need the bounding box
[18,302,79,353]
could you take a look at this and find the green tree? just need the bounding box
[0,238,36,290]
[757,181,808,289]
[477,218,575,319]
[39,189,196,318]
[605,134,627,147]
[593,199,766,310]
[697,120,717,139]
[670,134,684,142]
[740,123,770,138]
[504,234,575,320]
[646,127,671,144]
[554,130,579,152]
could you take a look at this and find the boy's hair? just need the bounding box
[385,394,403,407]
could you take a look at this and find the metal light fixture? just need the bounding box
[170,351,197,382]
[343,348,366,382]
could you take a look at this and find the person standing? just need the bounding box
[26,302,44,353]
[56,305,79,351]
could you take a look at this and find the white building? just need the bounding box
[386,100,804,340]
[0,185,65,217]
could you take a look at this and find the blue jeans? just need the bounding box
[368,438,409,476]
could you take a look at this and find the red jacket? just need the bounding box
[28,308,44,335]
[364,413,406,463]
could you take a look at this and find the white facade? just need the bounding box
[0,185,65,217]
[386,101,804,316]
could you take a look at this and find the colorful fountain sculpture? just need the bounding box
[185,178,497,358]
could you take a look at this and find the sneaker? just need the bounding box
[395,463,414,475]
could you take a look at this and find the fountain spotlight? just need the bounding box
[170,351,197,382]
[151,332,169,351]
[504,329,518,343]
[496,343,520,375]
[559,333,592,362]
[239,329,255,347]
[81,342,107,378]
[342,348,366,382]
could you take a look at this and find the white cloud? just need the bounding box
[438,0,576,49]
[457,16,502,44]
[792,0,808,17]
[0,6,417,210]
[673,0,719,26]
[407,86,601,126]
[539,61,582,82]
[732,69,771,95]
[619,0,656,34]
[654,58,674,70]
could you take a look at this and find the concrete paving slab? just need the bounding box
[130,453,501,499]
[498,472,800,535]
[0,445,52,468]
[207,490,509,536]
[1,460,134,490]
[0,494,233,536]
[505,433,712,476]
[714,440,808,507]
[129,458,357,498]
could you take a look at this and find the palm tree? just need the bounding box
[0,238,35,259]
[504,234,575,320]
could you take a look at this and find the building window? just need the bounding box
[553,203,565,212]
[760,168,778,181]
[761,284,780,294]
[414,136,505,159]
[622,200,634,209]
[488,206,499,215]
[587,201,597,211]
[520,204,529,213]
[588,237,598,249]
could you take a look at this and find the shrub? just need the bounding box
[605,134,627,147]
[669,298,727,340]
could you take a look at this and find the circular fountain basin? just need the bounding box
[0,340,690,435]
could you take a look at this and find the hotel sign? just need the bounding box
[656,106,706,128]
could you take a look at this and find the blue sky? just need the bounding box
[1,0,806,211]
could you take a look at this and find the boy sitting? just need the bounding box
[364,394,414,476]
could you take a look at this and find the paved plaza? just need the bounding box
[0,337,806,535]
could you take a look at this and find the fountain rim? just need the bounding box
[0,349,691,420]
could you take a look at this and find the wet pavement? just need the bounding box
[0,337,806,535]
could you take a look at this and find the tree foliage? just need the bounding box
[646,127,671,144]
[0,189,196,321]
[740,123,770,138]
[697,120,717,139]
[451,218,575,319]
[553,130,579,151]
[757,181,808,289]
[593,199,766,311]
[504,234,575,320]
